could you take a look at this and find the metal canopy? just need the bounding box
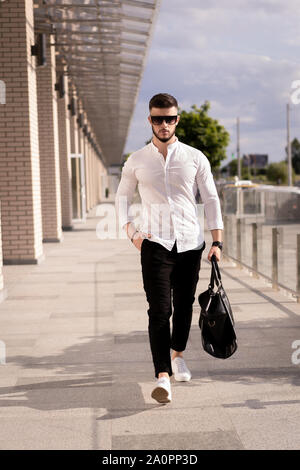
[33,0,160,166]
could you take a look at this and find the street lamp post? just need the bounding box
[235,102,255,181]
[237,116,241,180]
[287,103,292,186]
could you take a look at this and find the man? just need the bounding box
[115,93,223,404]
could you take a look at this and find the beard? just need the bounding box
[152,126,176,143]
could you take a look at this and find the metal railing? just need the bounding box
[220,185,300,302]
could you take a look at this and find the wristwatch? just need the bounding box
[212,241,223,250]
[130,229,139,243]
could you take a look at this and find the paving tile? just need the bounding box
[0,207,299,449]
[112,430,244,450]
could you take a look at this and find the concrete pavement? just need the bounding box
[0,205,300,450]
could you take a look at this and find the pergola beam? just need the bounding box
[33,0,160,165]
[39,0,155,10]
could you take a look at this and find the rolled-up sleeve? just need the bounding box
[115,156,138,229]
[196,152,224,231]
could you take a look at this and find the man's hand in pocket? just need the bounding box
[132,231,152,251]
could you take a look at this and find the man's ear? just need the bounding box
[147,115,152,125]
[176,114,180,125]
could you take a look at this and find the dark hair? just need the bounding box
[149,93,178,110]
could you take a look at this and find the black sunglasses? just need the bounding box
[150,115,178,125]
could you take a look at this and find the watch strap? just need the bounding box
[212,241,223,250]
[130,229,139,243]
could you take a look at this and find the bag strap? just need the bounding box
[209,254,222,290]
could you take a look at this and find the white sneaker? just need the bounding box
[151,377,172,403]
[171,357,192,381]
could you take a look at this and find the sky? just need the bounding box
[124,0,300,167]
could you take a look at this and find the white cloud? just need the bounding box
[125,0,300,163]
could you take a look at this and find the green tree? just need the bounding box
[291,138,300,174]
[266,161,291,185]
[175,101,230,170]
[228,159,249,179]
[121,152,131,169]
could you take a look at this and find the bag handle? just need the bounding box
[209,254,222,290]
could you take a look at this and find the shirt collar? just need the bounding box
[150,136,178,153]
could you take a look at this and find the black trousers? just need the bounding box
[140,238,205,378]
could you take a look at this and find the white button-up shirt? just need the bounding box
[115,137,223,253]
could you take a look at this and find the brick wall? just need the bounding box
[0,0,43,263]
[56,63,73,229]
[36,34,62,242]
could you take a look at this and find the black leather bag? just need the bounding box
[198,255,237,359]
